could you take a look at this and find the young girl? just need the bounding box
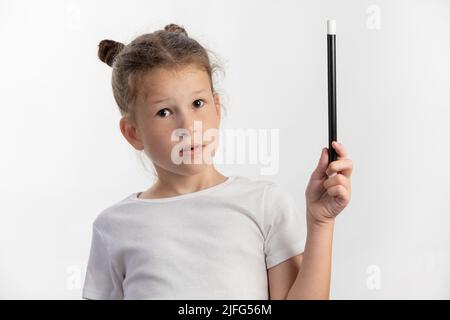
[82,23,353,300]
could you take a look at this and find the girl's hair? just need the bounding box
[97,23,225,123]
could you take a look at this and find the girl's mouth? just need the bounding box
[179,144,204,156]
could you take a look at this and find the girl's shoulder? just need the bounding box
[224,175,295,209]
[90,193,138,232]
[90,176,291,229]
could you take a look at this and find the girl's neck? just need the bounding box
[138,166,228,200]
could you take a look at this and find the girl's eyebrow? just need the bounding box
[149,89,208,105]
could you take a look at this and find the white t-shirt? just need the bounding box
[82,175,306,300]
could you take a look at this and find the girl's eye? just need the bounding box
[156,108,172,118]
[193,99,205,108]
[155,100,204,117]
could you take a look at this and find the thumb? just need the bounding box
[312,147,329,179]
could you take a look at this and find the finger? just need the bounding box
[326,184,350,202]
[326,158,353,178]
[323,173,351,190]
[331,141,348,160]
[311,147,329,180]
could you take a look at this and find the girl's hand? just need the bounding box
[305,141,353,225]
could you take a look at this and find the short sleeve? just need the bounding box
[82,223,123,300]
[263,183,307,269]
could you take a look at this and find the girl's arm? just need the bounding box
[285,218,335,299]
[280,141,352,300]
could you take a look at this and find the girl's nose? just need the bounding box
[179,111,202,134]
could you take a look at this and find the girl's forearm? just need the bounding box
[285,213,335,300]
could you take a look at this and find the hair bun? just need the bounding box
[98,39,125,67]
[164,23,188,36]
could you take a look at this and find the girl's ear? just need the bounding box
[213,92,221,117]
[119,116,145,151]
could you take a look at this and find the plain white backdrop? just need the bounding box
[1,0,449,299]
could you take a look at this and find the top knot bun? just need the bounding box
[164,23,188,36]
[98,39,125,67]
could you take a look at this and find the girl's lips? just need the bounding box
[179,144,204,156]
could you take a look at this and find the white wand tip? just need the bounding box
[327,20,336,35]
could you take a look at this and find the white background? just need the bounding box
[1,0,449,299]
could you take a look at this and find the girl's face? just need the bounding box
[121,64,221,176]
